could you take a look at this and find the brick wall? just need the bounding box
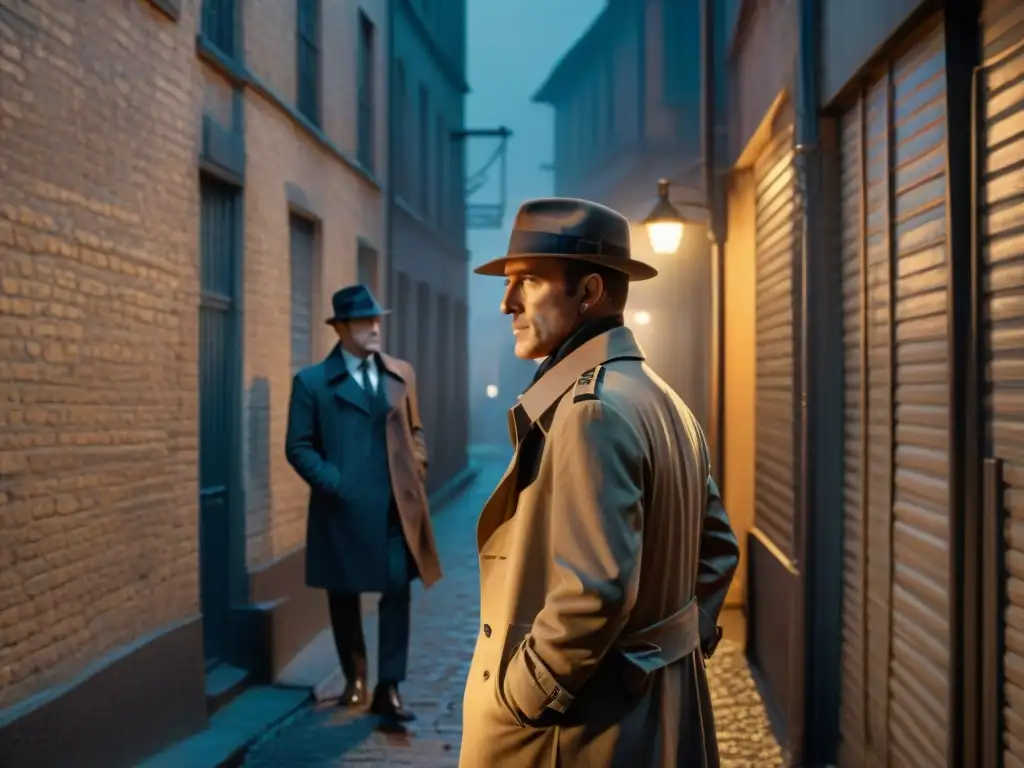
[0,0,202,706]
[240,1,387,568]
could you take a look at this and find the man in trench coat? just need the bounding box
[461,198,740,767]
[285,284,442,723]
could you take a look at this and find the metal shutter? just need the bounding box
[289,215,316,374]
[836,24,951,766]
[864,74,895,767]
[754,110,800,561]
[889,28,950,767]
[980,1,1024,764]
[839,98,867,768]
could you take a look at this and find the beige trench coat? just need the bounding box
[460,326,738,767]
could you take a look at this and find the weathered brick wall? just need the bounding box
[241,2,387,568]
[0,0,202,706]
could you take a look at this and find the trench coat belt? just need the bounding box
[613,598,701,682]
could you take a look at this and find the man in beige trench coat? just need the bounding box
[460,198,740,767]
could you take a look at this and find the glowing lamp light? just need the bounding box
[485,384,499,399]
[646,221,685,255]
[642,178,701,256]
[633,310,652,326]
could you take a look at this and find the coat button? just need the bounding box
[483,624,492,637]
[483,670,490,680]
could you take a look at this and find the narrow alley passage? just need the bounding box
[242,453,783,768]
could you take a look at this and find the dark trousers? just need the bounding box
[327,525,412,686]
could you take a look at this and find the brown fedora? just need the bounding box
[474,197,658,281]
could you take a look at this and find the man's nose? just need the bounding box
[500,286,519,315]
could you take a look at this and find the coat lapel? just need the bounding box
[378,353,407,415]
[324,345,370,415]
[475,326,646,550]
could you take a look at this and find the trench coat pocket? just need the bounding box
[499,624,569,727]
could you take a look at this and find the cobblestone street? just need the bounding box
[243,455,783,767]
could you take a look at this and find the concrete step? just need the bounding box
[205,664,250,716]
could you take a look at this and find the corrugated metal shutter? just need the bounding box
[980,1,1024,764]
[889,28,950,766]
[290,215,316,374]
[864,74,895,767]
[754,109,800,561]
[836,23,951,767]
[839,98,867,768]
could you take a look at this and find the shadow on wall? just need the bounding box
[247,376,273,563]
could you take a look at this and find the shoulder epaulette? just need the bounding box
[572,364,604,403]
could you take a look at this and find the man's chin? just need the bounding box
[513,340,542,360]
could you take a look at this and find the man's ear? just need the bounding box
[581,273,605,306]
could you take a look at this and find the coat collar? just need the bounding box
[515,325,645,434]
[323,345,407,415]
[324,345,406,383]
[479,325,645,550]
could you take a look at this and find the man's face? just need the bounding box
[334,317,381,355]
[501,258,581,359]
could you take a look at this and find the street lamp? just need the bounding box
[642,178,709,255]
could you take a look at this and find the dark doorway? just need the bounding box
[198,175,241,664]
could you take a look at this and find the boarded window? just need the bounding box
[290,215,316,374]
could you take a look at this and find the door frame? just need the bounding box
[197,166,249,667]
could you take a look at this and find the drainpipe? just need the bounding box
[793,0,829,762]
[700,0,725,487]
[384,0,397,350]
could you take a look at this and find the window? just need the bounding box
[419,84,430,214]
[202,0,236,56]
[357,11,375,171]
[605,58,615,138]
[449,137,462,239]
[357,242,380,297]
[289,215,317,374]
[436,114,446,229]
[395,60,407,199]
[296,0,320,125]
[396,272,412,360]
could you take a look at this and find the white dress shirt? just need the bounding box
[341,347,379,394]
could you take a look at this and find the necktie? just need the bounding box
[358,358,373,394]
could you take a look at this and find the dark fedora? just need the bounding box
[325,284,391,324]
[474,197,658,281]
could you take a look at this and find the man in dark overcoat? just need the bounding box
[285,284,442,723]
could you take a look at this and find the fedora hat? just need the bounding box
[325,284,391,324]
[473,197,658,281]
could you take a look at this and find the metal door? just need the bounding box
[290,215,315,374]
[837,22,951,766]
[754,107,800,561]
[199,175,240,664]
[979,1,1024,765]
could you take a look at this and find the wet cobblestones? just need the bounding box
[244,458,783,767]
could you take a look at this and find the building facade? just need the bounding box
[387,0,470,495]
[0,0,389,764]
[712,0,1024,765]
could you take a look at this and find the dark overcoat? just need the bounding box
[285,346,442,593]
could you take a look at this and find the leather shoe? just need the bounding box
[338,677,368,707]
[370,683,416,722]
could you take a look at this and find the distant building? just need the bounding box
[532,0,713,442]
[0,0,388,764]
[388,0,471,491]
